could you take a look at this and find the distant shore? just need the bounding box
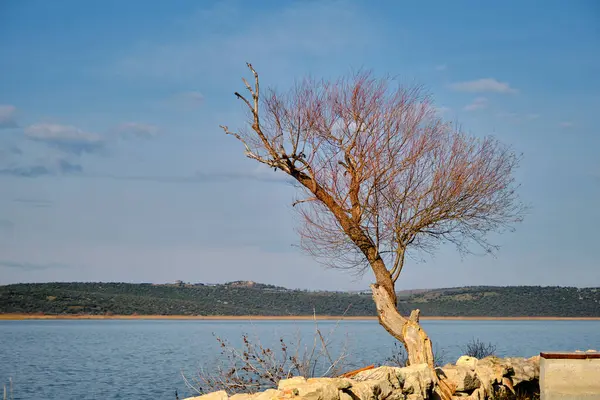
[1,314,599,321]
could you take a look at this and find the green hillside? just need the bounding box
[0,281,599,317]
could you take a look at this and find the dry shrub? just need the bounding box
[462,338,497,359]
[184,317,349,395]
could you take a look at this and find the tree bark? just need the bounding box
[371,284,457,400]
[370,284,435,368]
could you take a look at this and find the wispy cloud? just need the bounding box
[464,97,488,111]
[24,123,104,154]
[194,166,294,183]
[435,64,447,71]
[116,122,160,138]
[560,121,574,128]
[13,198,53,208]
[435,106,451,115]
[0,146,22,161]
[496,112,541,123]
[0,260,70,271]
[98,165,294,184]
[0,105,18,129]
[450,78,517,94]
[0,159,82,177]
[175,91,204,106]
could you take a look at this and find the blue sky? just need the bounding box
[1,0,599,290]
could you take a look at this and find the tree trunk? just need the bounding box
[372,284,456,400]
[370,284,435,367]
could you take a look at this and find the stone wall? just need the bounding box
[184,356,540,400]
[540,350,600,400]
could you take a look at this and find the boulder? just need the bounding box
[184,390,229,400]
[353,364,436,399]
[353,366,405,389]
[346,379,394,400]
[504,357,539,386]
[438,365,480,392]
[282,379,339,400]
[253,389,282,400]
[455,356,477,371]
[278,376,308,390]
[306,378,354,390]
[230,394,258,400]
[472,356,510,394]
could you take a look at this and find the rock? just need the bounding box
[291,380,340,400]
[229,394,258,400]
[455,356,478,371]
[184,390,229,400]
[194,356,540,400]
[463,387,485,400]
[399,364,436,398]
[353,366,405,389]
[346,379,394,400]
[438,365,481,392]
[504,357,539,386]
[306,378,353,390]
[472,356,511,394]
[339,392,354,400]
[353,364,436,397]
[278,376,307,389]
[253,389,282,400]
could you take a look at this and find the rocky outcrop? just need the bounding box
[442,355,540,399]
[184,356,539,400]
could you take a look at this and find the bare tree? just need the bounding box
[221,64,525,371]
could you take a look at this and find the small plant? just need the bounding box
[385,342,408,367]
[462,338,497,359]
[492,385,540,400]
[385,342,448,368]
[184,313,349,395]
[432,344,449,367]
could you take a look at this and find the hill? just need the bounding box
[0,281,599,317]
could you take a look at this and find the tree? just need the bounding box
[221,64,525,370]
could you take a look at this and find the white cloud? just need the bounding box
[435,106,451,115]
[560,121,574,128]
[177,91,204,104]
[116,122,160,138]
[495,112,541,123]
[464,97,488,111]
[450,78,517,94]
[435,64,447,71]
[24,123,103,154]
[0,104,18,129]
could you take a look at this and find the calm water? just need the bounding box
[1,319,599,399]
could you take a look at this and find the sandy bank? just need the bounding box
[1,314,599,321]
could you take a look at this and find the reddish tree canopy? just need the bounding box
[222,64,525,287]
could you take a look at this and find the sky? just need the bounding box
[0,0,599,290]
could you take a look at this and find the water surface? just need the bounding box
[1,319,598,399]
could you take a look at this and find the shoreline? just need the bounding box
[1,314,599,321]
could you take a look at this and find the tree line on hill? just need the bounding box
[0,281,598,317]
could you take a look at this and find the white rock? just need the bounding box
[278,376,307,389]
[456,356,478,370]
[439,365,481,392]
[184,390,228,400]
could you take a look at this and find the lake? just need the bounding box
[1,319,599,399]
